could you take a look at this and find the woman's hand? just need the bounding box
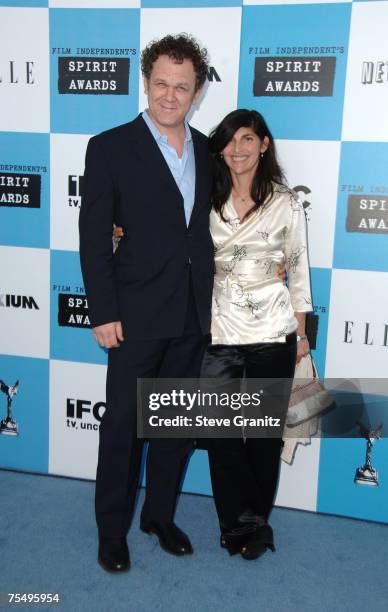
[277,263,286,284]
[113,225,124,248]
[294,312,309,363]
[296,336,310,363]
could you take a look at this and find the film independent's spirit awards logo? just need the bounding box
[0,172,41,208]
[346,194,388,234]
[58,293,90,328]
[253,56,336,97]
[58,57,130,95]
[0,379,19,436]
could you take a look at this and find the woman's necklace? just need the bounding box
[232,188,251,204]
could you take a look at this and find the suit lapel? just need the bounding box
[189,129,207,227]
[129,116,209,226]
[131,114,183,203]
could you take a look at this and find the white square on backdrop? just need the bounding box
[325,268,388,380]
[50,133,91,252]
[0,246,50,359]
[276,139,341,270]
[0,8,49,133]
[342,1,388,142]
[49,359,107,480]
[276,439,320,512]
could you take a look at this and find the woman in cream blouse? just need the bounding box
[202,109,312,560]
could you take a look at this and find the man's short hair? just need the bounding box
[141,33,209,92]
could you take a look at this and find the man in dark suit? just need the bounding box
[79,34,214,572]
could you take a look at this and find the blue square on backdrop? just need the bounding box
[309,267,331,379]
[318,438,388,523]
[318,395,388,523]
[238,3,351,141]
[50,8,140,135]
[0,354,49,473]
[50,250,107,365]
[0,1,47,5]
[140,446,212,495]
[333,142,388,272]
[182,449,212,496]
[0,132,49,249]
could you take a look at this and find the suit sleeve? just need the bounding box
[79,136,120,327]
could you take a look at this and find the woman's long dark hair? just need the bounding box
[209,109,284,221]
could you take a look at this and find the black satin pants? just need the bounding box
[201,334,297,546]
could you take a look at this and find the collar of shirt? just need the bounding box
[142,109,192,148]
[141,110,196,227]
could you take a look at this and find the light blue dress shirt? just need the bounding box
[142,110,196,226]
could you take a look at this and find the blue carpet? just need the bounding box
[1,469,387,612]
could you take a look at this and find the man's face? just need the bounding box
[144,54,201,131]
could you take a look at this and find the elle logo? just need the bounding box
[344,321,388,346]
[0,61,35,84]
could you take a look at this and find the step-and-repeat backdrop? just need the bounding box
[1,0,387,524]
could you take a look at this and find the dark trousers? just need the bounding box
[95,278,208,538]
[201,335,297,534]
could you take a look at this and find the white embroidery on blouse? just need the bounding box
[287,246,306,273]
[257,229,270,243]
[231,283,265,317]
[222,245,247,274]
[227,216,240,233]
[263,326,289,340]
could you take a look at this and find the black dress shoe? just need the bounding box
[98,536,130,572]
[220,525,255,556]
[140,521,193,556]
[240,524,275,561]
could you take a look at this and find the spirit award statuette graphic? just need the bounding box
[0,379,19,436]
[354,421,383,487]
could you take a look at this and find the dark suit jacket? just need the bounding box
[79,114,214,339]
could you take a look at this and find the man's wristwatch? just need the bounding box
[297,335,307,342]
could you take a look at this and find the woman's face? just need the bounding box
[222,127,269,177]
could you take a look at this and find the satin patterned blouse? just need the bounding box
[210,185,312,345]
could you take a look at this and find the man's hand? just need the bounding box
[93,321,124,349]
[277,263,286,284]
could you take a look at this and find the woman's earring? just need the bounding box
[219,153,224,159]
[260,152,264,159]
